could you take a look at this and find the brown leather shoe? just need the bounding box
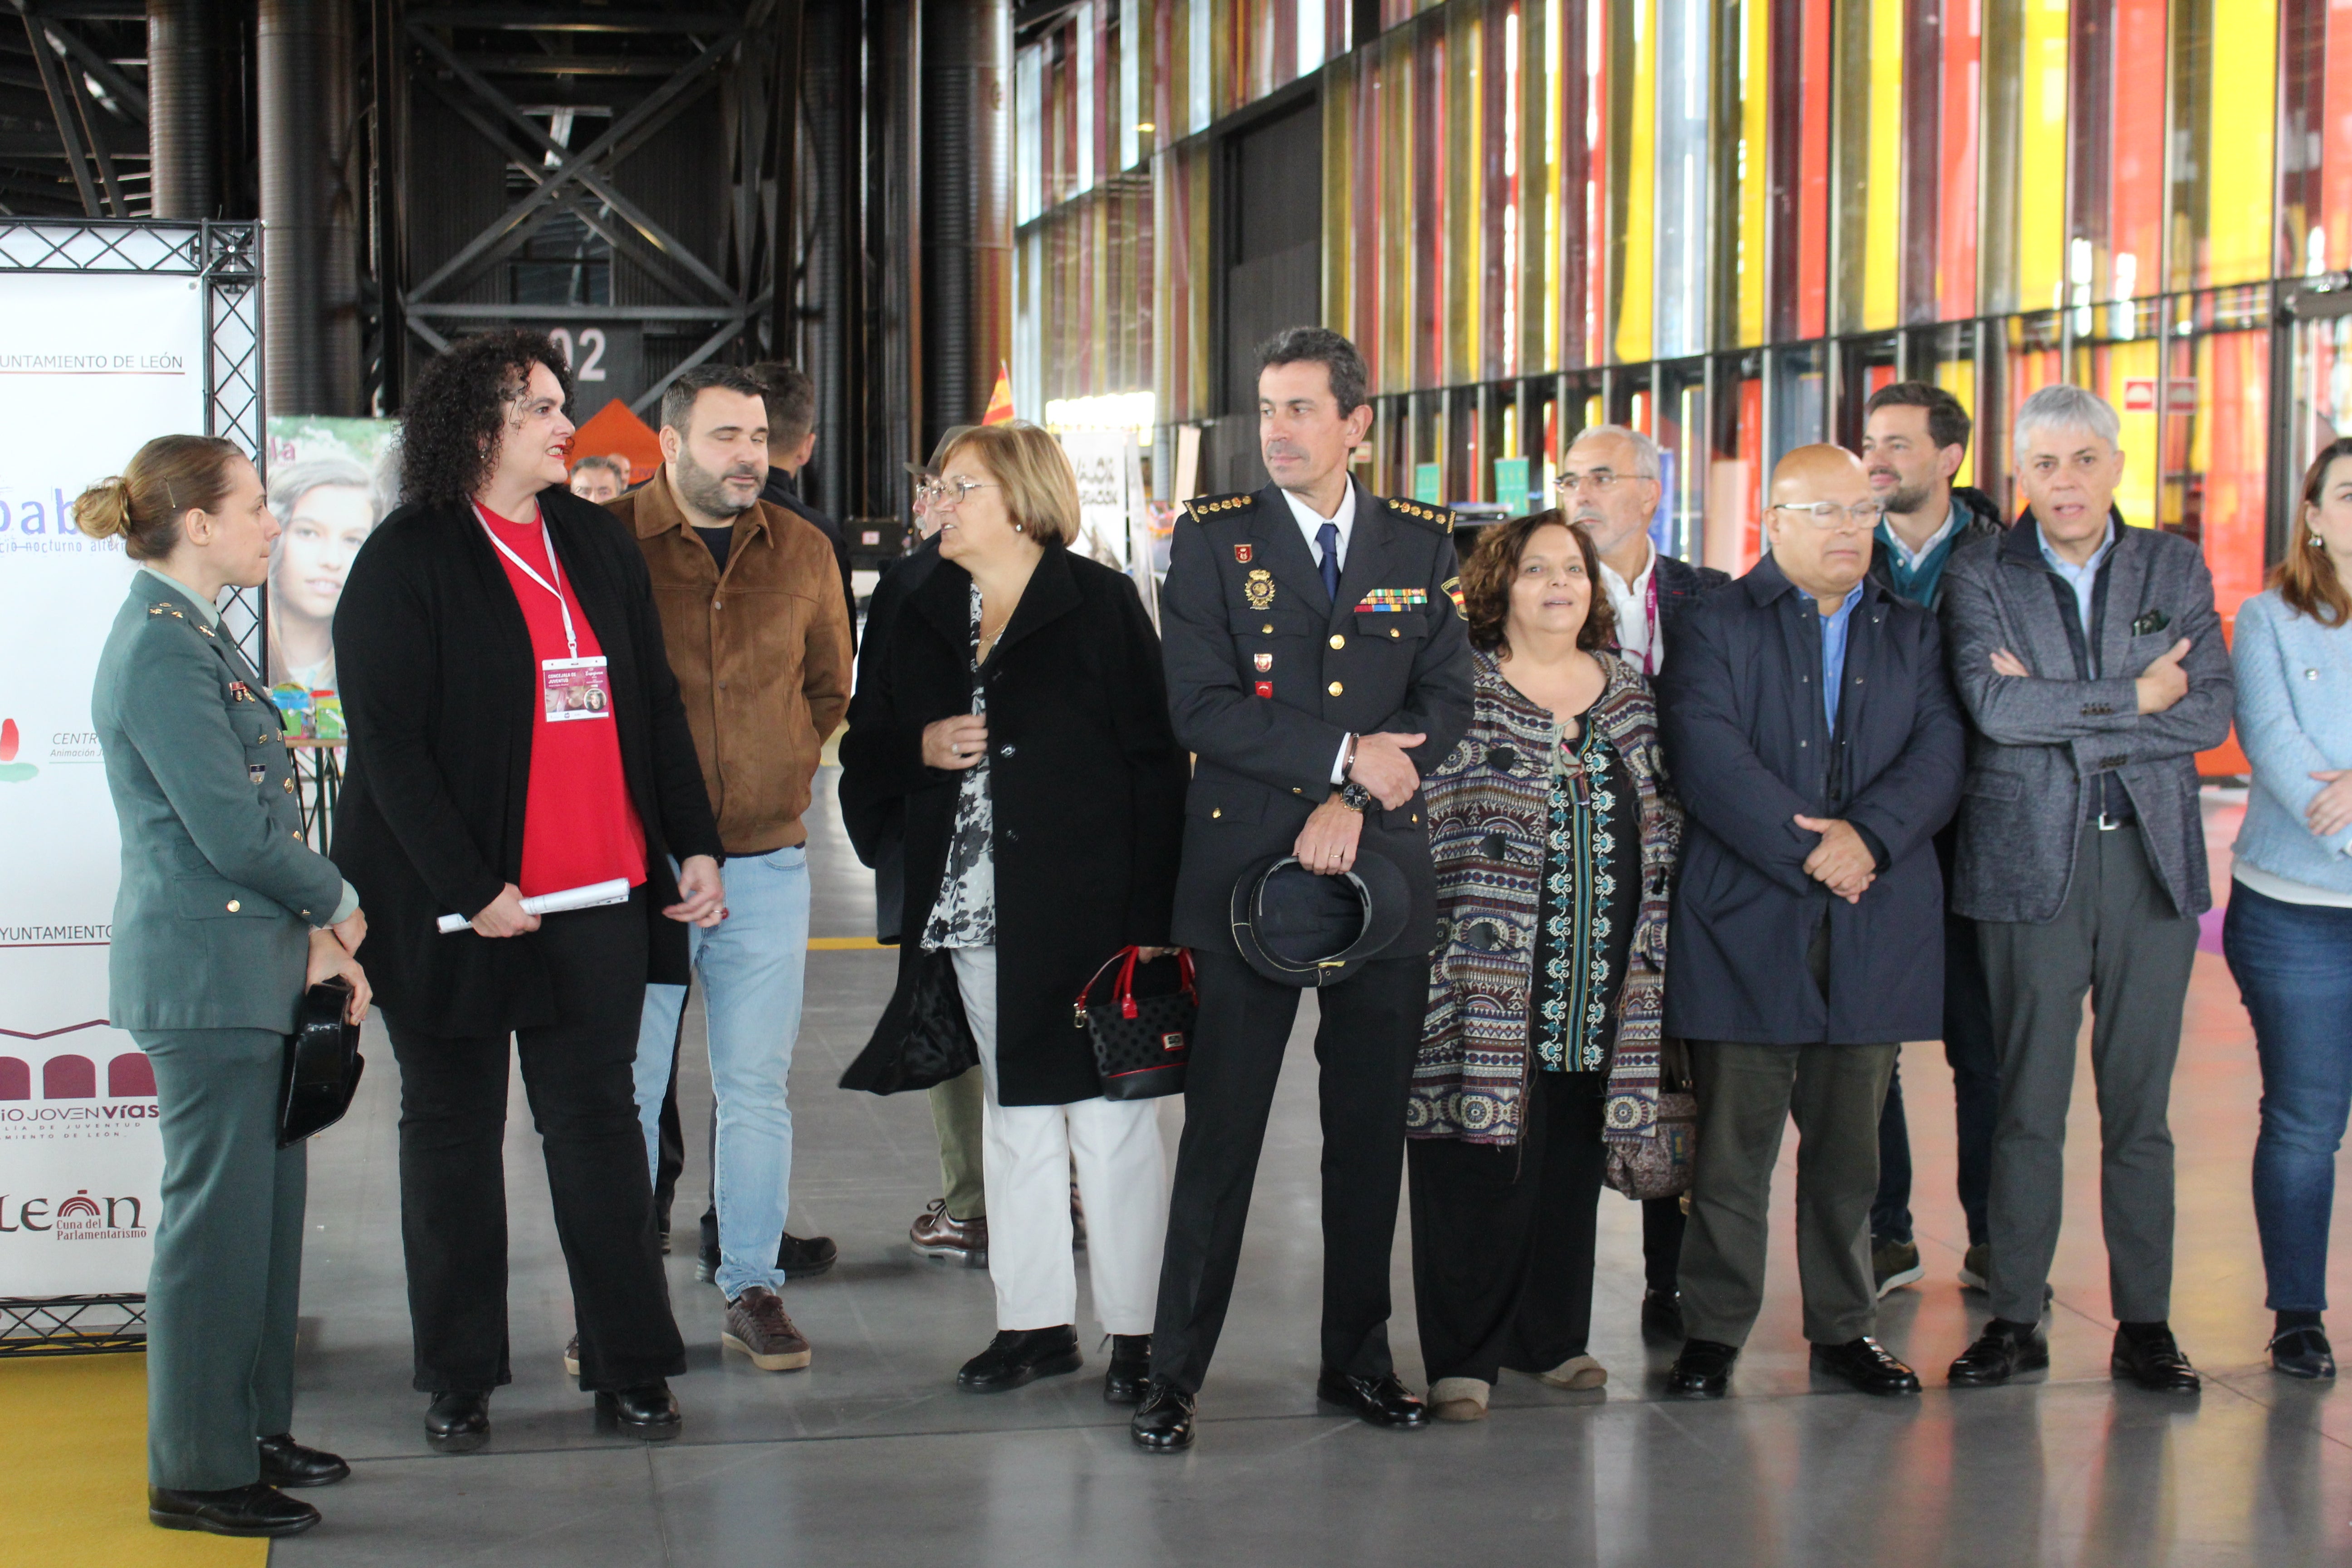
[723,1286,813,1372]
[909,1199,988,1266]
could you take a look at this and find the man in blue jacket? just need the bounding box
[1656,444,1965,1399]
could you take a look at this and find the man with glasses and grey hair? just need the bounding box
[1939,383,2232,1394]
[1552,423,1726,1341]
[1555,424,1728,680]
[1654,444,1964,1401]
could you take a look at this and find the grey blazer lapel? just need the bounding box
[2095,525,2153,679]
[1996,539,2079,679]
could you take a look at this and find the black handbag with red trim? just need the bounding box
[1073,947,1197,1102]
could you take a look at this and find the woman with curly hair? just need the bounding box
[1404,509,1683,1423]
[332,329,725,1450]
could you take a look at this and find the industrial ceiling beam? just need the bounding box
[403,23,735,305]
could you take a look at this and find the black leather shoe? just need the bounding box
[2111,1325,2201,1394]
[595,1382,683,1438]
[1314,1368,1428,1429]
[424,1391,490,1454]
[1128,1380,1196,1453]
[1103,1334,1152,1405]
[2271,1324,2337,1380]
[1640,1289,1685,1342]
[956,1326,1083,1392]
[1811,1336,1922,1396]
[149,1482,320,1537]
[1667,1339,1739,1398]
[1948,1319,2048,1386]
[776,1232,839,1279]
[257,1433,348,1487]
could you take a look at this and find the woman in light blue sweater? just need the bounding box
[2225,435,2352,1381]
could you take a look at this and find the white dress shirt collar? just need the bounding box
[1280,478,1357,570]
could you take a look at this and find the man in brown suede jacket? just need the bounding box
[612,363,852,1375]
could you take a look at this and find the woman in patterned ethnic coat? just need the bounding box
[1404,510,1684,1423]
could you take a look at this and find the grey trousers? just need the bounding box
[1978,822,2200,1325]
[1677,1040,1898,1348]
[137,1027,305,1491]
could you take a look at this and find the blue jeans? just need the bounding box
[633,846,810,1300]
[2224,881,2352,1313]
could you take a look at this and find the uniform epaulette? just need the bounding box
[1382,496,1455,534]
[1182,492,1255,521]
[145,600,216,637]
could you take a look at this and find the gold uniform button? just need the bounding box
[1329,634,1345,650]
[1327,681,1343,696]
[283,778,294,794]
[1211,808,1222,818]
[1390,627,1401,638]
[225,899,241,912]
[1261,623,1274,634]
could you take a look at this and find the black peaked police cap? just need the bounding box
[1229,846,1410,988]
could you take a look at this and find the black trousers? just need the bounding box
[1408,1071,1608,1384]
[1872,904,2000,1246]
[383,892,685,1394]
[1150,950,1425,1392]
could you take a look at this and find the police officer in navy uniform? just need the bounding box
[1131,327,1472,1452]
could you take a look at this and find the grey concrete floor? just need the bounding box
[273,774,2351,1566]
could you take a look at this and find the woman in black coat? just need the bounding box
[839,422,1187,1402]
[333,330,724,1450]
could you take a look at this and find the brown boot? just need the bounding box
[722,1286,813,1372]
[909,1199,989,1266]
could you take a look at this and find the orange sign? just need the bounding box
[570,397,662,484]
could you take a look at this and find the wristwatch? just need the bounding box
[1338,779,1373,813]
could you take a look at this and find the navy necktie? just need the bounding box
[1315,520,1341,603]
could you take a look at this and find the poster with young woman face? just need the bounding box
[263,417,399,692]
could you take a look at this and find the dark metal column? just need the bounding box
[147,0,215,220]
[258,0,360,416]
[918,0,1010,448]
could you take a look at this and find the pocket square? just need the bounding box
[2130,609,2170,637]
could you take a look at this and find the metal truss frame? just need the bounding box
[0,218,263,1356]
[6,2,151,219]
[398,9,783,415]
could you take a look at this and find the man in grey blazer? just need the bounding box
[1936,385,2233,1393]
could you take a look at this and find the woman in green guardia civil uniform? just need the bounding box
[77,435,371,1541]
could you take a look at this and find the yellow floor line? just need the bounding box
[808,935,885,950]
[0,1354,263,1566]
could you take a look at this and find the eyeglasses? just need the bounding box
[1552,469,1649,497]
[916,477,1000,509]
[1769,500,1886,531]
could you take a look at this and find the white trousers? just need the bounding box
[951,946,1168,1333]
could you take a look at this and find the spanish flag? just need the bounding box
[981,363,1015,425]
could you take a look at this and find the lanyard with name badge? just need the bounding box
[476,503,613,722]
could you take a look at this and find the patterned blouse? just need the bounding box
[920,583,995,951]
[1529,724,1640,1072]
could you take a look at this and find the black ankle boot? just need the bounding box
[1103,1334,1152,1405]
[956,1326,1083,1392]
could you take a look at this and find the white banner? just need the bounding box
[0,271,208,1297]
[1058,428,1159,626]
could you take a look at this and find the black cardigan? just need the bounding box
[837,544,1188,1105]
[331,487,723,1035]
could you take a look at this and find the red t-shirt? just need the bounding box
[476,501,647,897]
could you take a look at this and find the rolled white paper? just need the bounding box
[436,877,631,934]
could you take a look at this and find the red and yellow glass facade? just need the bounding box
[1016,0,2352,631]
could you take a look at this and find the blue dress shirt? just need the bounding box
[1818,581,1866,734]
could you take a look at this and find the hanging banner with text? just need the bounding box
[0,270,207,1297]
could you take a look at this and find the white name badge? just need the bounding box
[542,655,613,721]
